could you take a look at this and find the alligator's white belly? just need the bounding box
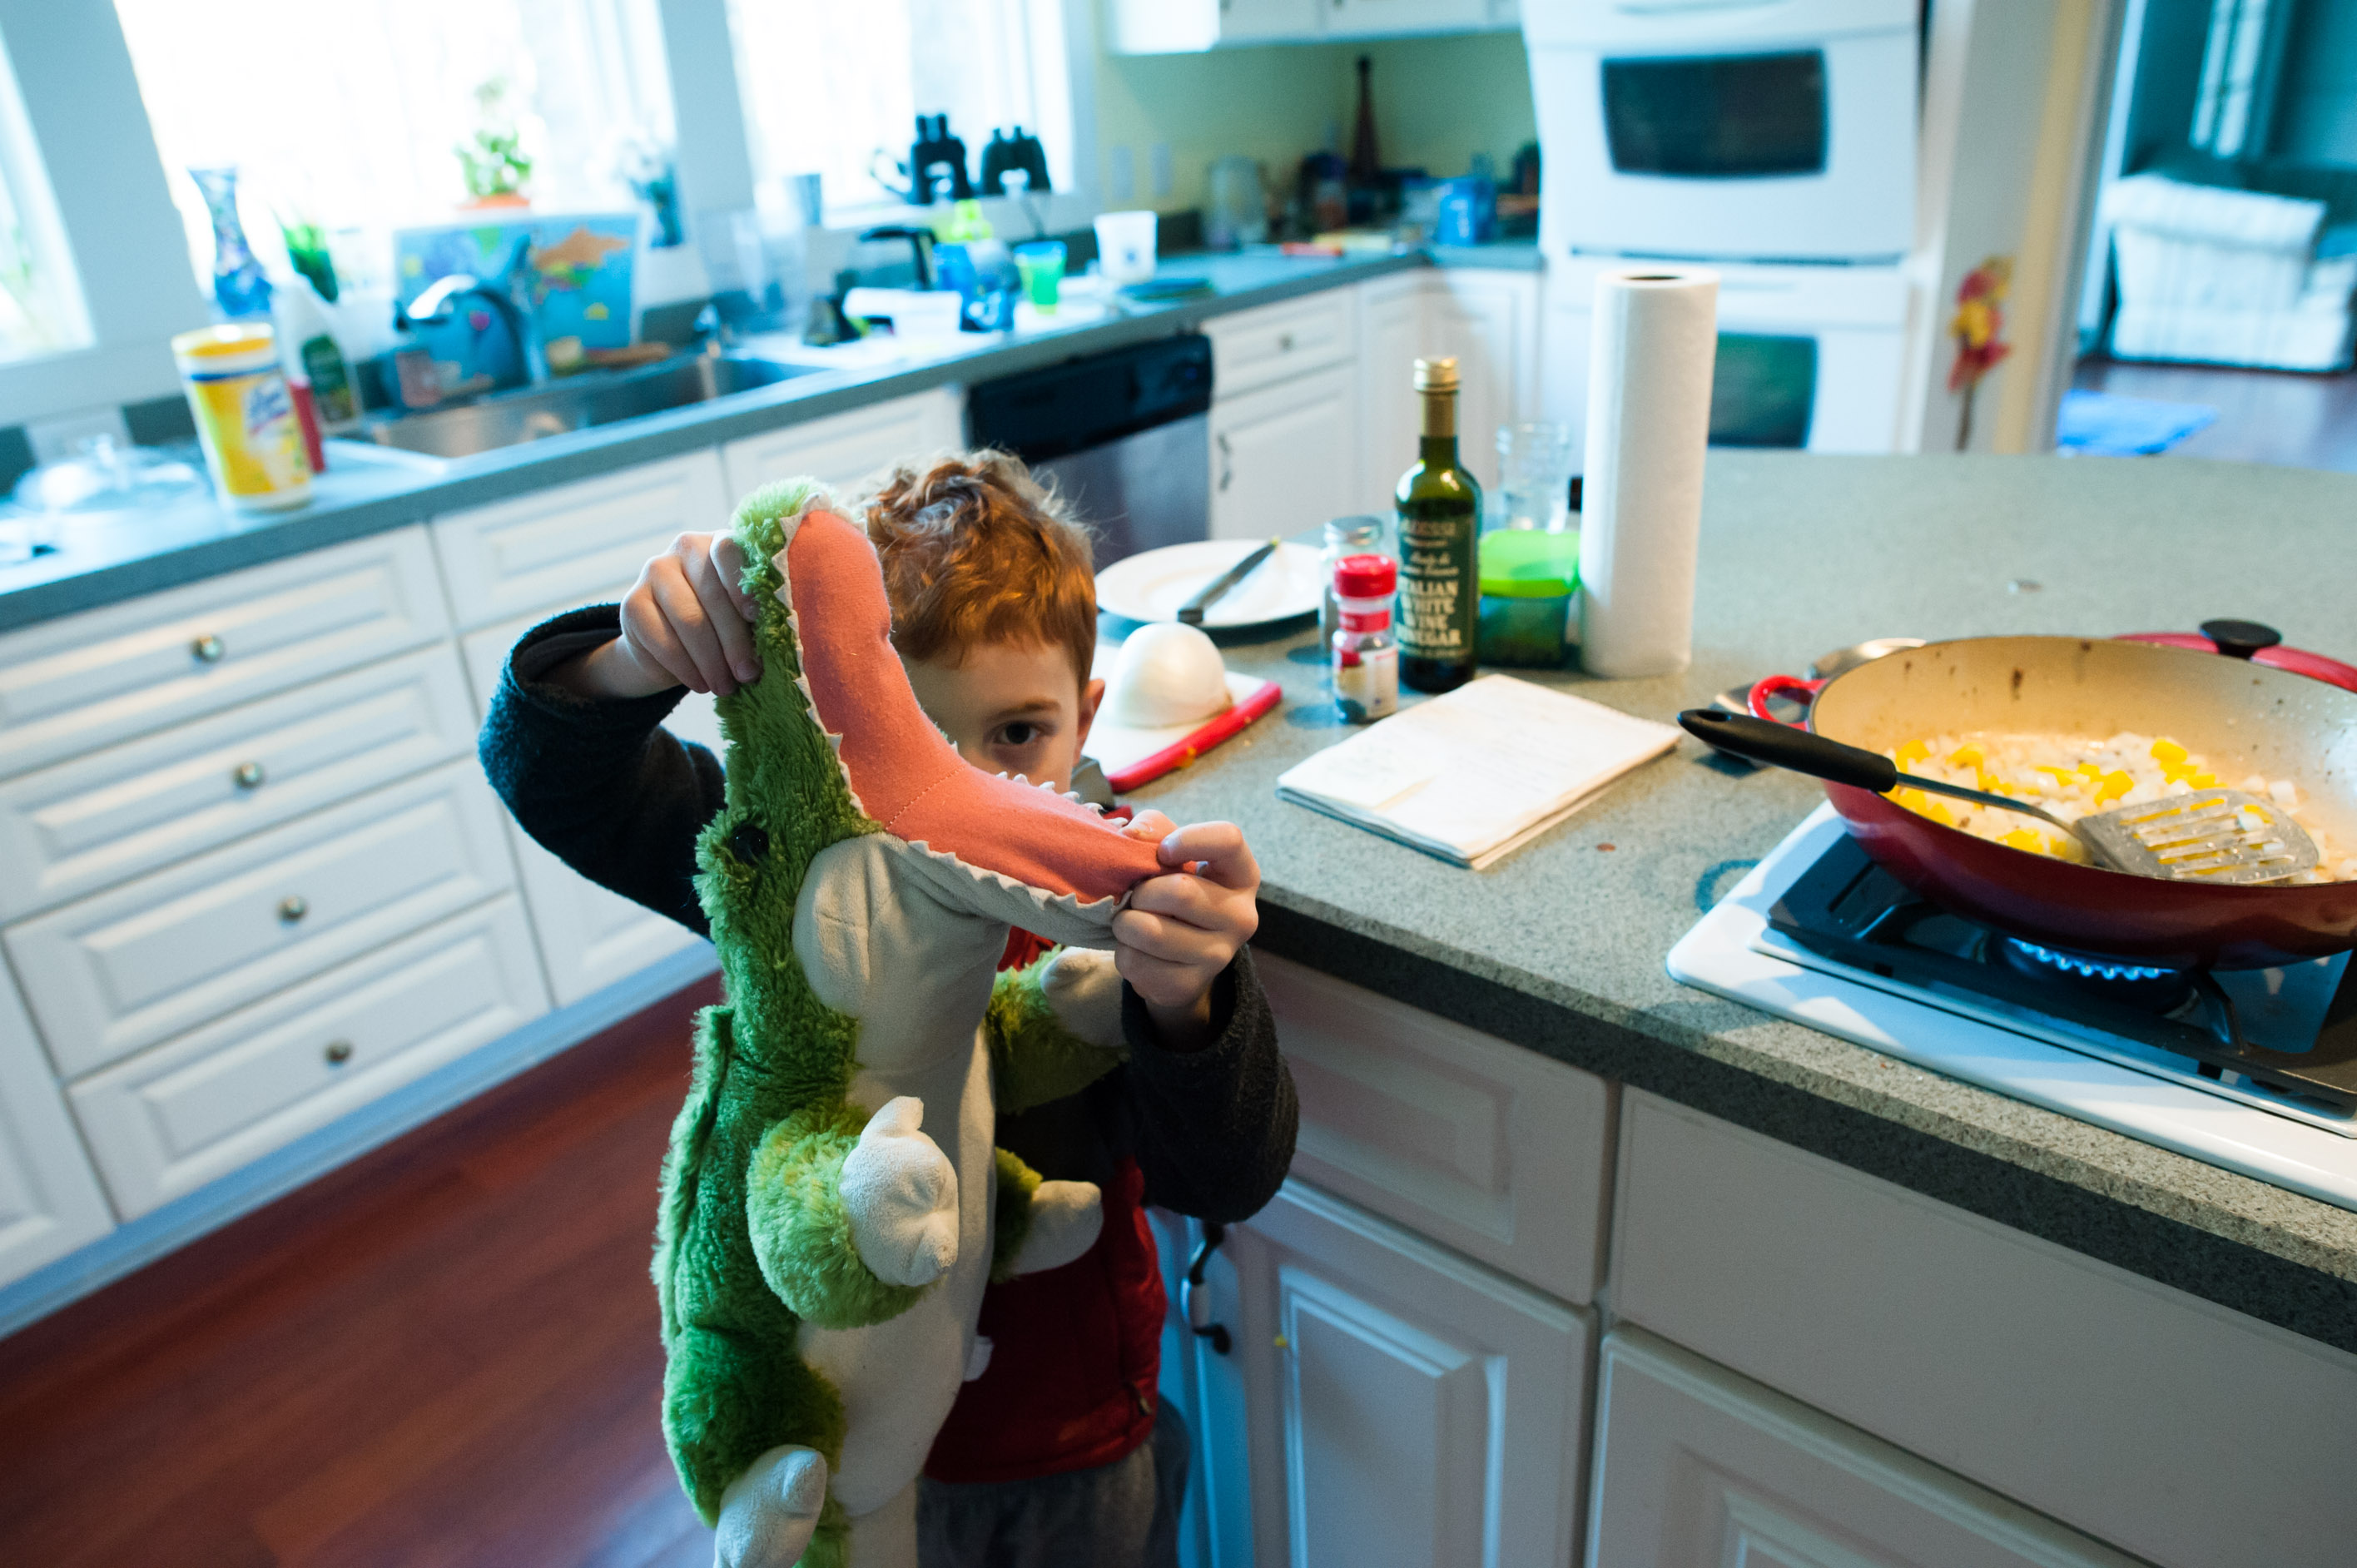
[798,1032,995,1515]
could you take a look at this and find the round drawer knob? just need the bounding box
[191,634,226,664]
[323,1040,354,1065]
[232,761,265,791]
[1278,332,1295,351]
[277,895,309,924]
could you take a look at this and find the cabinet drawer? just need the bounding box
[430,450,732,630]
[1587,1329,2136,1568]
[459,608,713,1007]
[1614,1091,2357,1568]
[6,761,519,1078]
[0,646,478,922]
[1255,953,1611,1304]
[0,529,447,777]
[718,387,965,499]
[1204,292,1356,400]
[69,896,548,1217]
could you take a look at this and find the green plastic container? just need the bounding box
[1476,528,1579,667]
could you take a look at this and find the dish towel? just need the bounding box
[2055,390,2217,457]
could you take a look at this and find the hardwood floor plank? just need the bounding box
[0,978,719,1568]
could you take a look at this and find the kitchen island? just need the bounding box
[1123,450,2357,1568]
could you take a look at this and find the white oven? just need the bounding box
[1541,255,1913,454]
[1524,0,1919,263]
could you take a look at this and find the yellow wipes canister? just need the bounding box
[172,324,311,511]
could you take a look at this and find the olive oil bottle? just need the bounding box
[1394,357,1481,692]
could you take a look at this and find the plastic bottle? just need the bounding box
[171,324,311,512]
[1332,553,1400,723]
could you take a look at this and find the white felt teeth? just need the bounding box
[897,835,1129,923]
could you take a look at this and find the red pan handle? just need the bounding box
[1747,674,1825,726]
[2117,620,2357,694]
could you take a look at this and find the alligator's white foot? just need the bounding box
[714,1444,827,1568]
[1011,1178,1103,1275]
[841,1096,959,1288]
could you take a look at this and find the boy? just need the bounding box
[479,450,1296,1566]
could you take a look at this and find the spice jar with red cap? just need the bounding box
[1332,553,1400,723]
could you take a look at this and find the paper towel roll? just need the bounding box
[1577,269,1719,678]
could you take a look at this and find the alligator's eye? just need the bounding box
[727,821,770,865]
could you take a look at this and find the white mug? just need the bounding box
[1094,210,1158,285]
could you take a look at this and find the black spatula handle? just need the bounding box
[1678,710,1898,793]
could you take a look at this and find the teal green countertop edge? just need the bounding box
[0,242,1534,633]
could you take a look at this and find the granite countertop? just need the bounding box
[0,242,1536,634]
[1123,450,2357,1354]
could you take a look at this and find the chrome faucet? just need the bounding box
[394,234,548,391]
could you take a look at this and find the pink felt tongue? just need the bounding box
[786,508,1163,903]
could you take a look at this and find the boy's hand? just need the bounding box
[551,532,762,700]
[1111,815,1260,1053]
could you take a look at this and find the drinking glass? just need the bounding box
[1493,423,1575,532]
[1014,241,1066,312]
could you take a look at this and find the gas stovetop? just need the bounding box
[1670,805,2357,1213]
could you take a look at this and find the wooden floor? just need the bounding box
[2072,354,2357,471]
[0,977,723,1568]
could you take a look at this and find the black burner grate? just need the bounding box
[1766,834,2357,1111]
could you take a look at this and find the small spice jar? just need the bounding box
[1332,553,1399,723]
[1320,514,1392,650]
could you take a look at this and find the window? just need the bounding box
[113,0,672,298]
[0,31,87,363]
[727,0,1075,217]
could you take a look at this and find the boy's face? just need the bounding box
[904,638,1104,795]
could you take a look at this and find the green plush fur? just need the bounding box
[986,950,1129,1116]
[653,480,884,1550]
[650,481,1130,1558]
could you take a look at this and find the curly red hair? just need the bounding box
[860,449,1098,689]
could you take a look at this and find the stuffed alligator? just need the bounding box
[656,481,1167,1568]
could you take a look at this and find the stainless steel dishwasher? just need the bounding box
[965,333,1212,567]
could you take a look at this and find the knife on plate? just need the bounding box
[1177,538,1281,626]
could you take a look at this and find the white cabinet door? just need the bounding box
[1208,365,1357,541]
[1104,0,1322,54]
[1206,292,1357,402]
[719,387,965,499]
[1586,1328,2140,1568]
[1225,1182,1592,1568]
[0,977,113,1289]
[459,608,712,1009]
[1152,1208,1256,1568]
[1357,274,1428,514]
[1327,0,1491,37]
[430,451,733,631]
[1357,272,1538,513]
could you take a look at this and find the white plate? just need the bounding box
[1095,539,1323,630]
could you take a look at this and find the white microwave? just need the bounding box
[1524,0,1919,263]
[1540,256,1913,455]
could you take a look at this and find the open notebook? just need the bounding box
[1277,676,1683,869]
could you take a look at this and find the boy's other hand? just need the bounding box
[551,532,761,700]
[1111,815,1260,1053]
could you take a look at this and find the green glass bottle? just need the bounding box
[1395,356,1481,692]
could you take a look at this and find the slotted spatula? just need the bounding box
[1679,710,2320,886]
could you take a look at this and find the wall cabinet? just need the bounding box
[1586,1329,2136,1568]
[1213,1182,1593,1568]
[1106,0,1506,51]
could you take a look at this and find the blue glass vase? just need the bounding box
[190,166,272,320]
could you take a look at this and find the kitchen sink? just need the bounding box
[343,353,818,462]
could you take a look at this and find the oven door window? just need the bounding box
[1709,333,1816,449]
[1601,51,1829,178]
